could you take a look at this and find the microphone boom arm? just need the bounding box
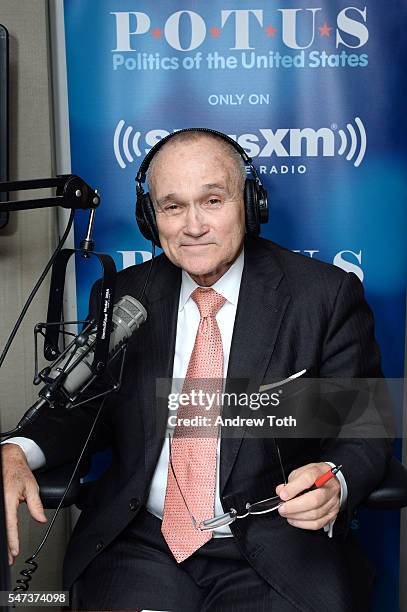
[0,175,100,211]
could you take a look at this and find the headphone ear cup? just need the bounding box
[244,179,260,237]
[135,191,161,247]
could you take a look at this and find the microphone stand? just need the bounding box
[0,175,100,211]
[0,174,116,370]
[0,175,118,435]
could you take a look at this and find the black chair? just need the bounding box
[362,455,407,510]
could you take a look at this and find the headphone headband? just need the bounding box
[136,127,253,185]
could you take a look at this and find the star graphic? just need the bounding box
[210,27,221,38]
[265,25,277,37]
[151,27,161,39]
[319,22,332,37]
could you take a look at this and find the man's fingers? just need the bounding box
[4,486,46,566]
[278,487,330,515]
[286,510,339,531]
[286,464,314,482]
[279,470,318,501]
[2,445,47,564]
[275,468,313,497]
[278,463,340,502]
[8,550,13,566]
[279,496,338,521]
[26,485,47,523]
[275,484,284,496]
[4,497,19,557]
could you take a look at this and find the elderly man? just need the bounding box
[2,129,390,611]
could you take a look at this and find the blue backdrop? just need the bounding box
[62,2,406,608]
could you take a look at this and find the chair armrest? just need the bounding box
[36,460,89,509]
[364,456,407,509]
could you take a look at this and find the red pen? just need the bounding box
[295,464,343,498]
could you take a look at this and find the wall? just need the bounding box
[0,0,70,596]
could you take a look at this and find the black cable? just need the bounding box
[13,395,107,592]
[138,242,156,304]
[0,209,75,370]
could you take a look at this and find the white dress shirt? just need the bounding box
[146,248,245,536]
[3,247,346,537]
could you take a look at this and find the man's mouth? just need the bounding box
[180,243,213,248]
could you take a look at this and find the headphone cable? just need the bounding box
[138,242,156,304]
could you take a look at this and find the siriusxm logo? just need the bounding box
[113,118,366,169]
[111,8,368,52]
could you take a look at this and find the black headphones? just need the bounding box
[135,127,269,248]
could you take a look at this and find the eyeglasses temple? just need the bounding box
[274,437,287,485]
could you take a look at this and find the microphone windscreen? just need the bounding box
[112,296,147,339]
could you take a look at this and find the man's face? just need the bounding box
[150,138,246,287]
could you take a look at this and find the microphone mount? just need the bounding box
[0,173,116,369]
[0,175,100,212]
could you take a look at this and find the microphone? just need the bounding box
[17,296,147,429]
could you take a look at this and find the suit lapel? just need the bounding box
[141,257,181,478]
[220,239,291,492]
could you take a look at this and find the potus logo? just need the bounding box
[113,118,367,169]
[111,8,368,52]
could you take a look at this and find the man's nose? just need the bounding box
[183,203,208,235]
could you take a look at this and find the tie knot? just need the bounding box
[191,287,226,318]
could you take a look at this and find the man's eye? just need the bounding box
[207,198,222,206]
[163,204,181,213]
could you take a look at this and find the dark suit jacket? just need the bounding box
[23,237,391,611]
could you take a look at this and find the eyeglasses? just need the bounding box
[168,434,287,532]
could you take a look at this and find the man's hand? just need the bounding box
[1,444,47,565]
[275,462,340,531]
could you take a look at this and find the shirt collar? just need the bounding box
[179,247,244,311]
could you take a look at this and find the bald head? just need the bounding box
[146,131,246,203]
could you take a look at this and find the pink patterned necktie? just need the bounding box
[161,287,226,562]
